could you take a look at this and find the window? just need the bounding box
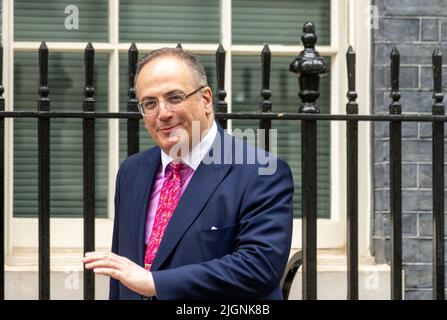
[230,0,331,218]
[13,52,109,218]
[14,0,109,42]
[4,0,368,252]
[119,0,220,43]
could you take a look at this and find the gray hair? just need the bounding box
[134,47,208,97]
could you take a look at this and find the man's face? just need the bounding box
[135,56,213,155]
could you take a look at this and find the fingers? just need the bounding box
[92,268,120,279]
[83,251,105,263]
[84,258,121,271]
[83,251,121,263]
[82,253,154,296]
[82,251,135,282]
[83,251,127,276]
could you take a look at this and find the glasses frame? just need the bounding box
[138,85,205,116]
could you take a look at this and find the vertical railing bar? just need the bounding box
[0,44,4,301]
[301,119,317,300]
[83,42,95,300]
[216,44,228,130]
[127,43,139,157]
[389,46,402,300]
[38,41,50,300]
[289,22,328,300]
[259,44,272,151]
[346,45,359,300]
[431,47,444,300]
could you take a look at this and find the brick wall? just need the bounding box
[372,0,447,299]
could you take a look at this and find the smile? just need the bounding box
[157,123,182,133]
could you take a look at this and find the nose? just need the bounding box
[157,100,173,120]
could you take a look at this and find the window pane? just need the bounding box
[118,51,217,163]
[232,0,330,45]
[232,55,331,219]
[14,0,108,41]
[13,52,109,218]
[119,0,219,43]
[118,52,154,163]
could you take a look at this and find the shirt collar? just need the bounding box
[160,121,217,177]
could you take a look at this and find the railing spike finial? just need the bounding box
[389,46,401,114]
[217,43,225,54]
[390,47,400,90]
[39,41,48,50]
[128,42,138,102]
[259,44,272,151]
[215,43,227,129]
[38,41,49,101]
[289,21,328,113]
[346,46,358,114]
[84,42,95,102]
[301,21,318,49]
[260,44,272,112]
[432,47,443,110]
[261,43,271,55]
[127,42,140,156]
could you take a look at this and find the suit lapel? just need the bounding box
[151,125,233,270]
[150,162,231,270]
[130,148,161,267]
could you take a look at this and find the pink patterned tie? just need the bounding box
[144,162,183,270]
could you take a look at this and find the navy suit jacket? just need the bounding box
[110,125,294,300]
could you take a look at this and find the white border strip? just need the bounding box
[3,0,14,256]
[108,0,119,221]
[221,0,232,131]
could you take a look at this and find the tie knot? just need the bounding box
[171,162,184,173]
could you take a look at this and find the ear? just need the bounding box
[201,86,214,115]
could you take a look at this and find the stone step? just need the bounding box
[3,248,391,300]
[287,249,391,299]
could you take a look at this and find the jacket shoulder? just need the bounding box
[119,146,160,171]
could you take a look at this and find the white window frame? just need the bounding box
[3,0,372,261]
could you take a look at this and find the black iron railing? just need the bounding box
[346,45,359,300]
[0,22,445,300]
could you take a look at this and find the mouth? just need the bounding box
[157,123,182,133]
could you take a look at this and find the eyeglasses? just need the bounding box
[138,86,205,116]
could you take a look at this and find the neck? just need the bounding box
[165,118,214,159]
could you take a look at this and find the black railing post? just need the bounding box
[0,44,4,301]
[389,47,402,300]
[259,44,272,151]
[431,48,444,300]
[83,42,95,300]
[38,41,50,300]
[346,46,359,300]
[216,44,227,129]
[289,21,328,300]
[127,43,139,156]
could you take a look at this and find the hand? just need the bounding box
[83,251,156,297]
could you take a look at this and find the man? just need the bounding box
[83,48,294,300]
